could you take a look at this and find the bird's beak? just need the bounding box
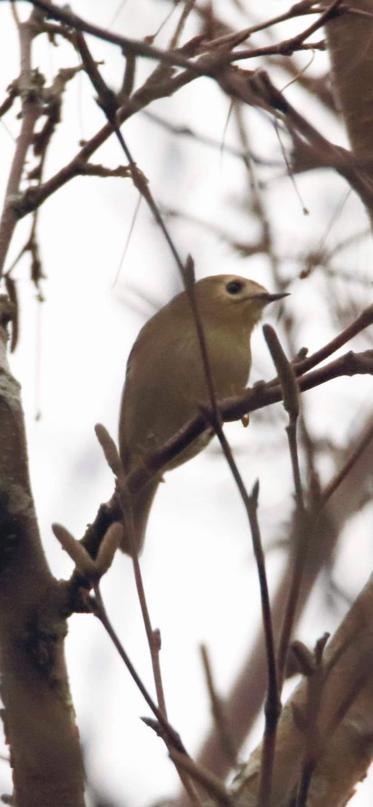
[254,291,290,304]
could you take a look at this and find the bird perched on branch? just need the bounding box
[119,274,287,554]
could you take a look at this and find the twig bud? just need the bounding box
[96,522,123,575]
[263,324,299,420]
[95,423,123,477]
[52,523,97,578]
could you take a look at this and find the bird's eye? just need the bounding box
[226,280,244,295]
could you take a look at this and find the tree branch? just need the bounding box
[0,292,85,806]
[0,9,41,275]
[233,575,373,806]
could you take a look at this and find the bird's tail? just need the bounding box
[120,479,159,555]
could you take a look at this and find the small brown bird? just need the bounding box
[119,275,287,553]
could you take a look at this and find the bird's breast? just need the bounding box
[120,321,251,472]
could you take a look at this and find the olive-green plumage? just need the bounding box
[119,274,286,553]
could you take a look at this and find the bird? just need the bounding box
[119,274,288,554]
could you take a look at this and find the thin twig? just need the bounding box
[92,585,176,742]
[320,419,373,507]
[76,36,259,579]
[228,0,344,62]
[251,70,373,212]
[267,303,373,385]
[200,645,238,767]
[207,429,278,710]
[263,327,309,687]
[74,33,208,722]
[25,0,205,72]
[53,517,197,806]
[112,474,168,718]
[170,0,197,49]
[169,750,235,807]
[74,339,373,572]
[132,554,168,718]
[69,33,193,284]
[93,580,201,804]
[78,40,288,780]
[205,3,319,50]
[23,0,339,71]
[263,326,303,503]
[75,46,222,451]
[0,9,41,276]
[278,509,315,687]
[200,408,279,807]
[121,348,373,509]
[246,484,279,807]
[12,66,197,218]
[11,5,363,224]
[94,425,200,804]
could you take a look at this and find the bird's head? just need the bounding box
[194,274,288,329]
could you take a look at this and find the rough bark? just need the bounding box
[0,299,85,807]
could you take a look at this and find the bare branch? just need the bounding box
[170,749,235,807]
[123,348,373,500]
[0,10,42,276]
[90,585,187,754]
[233,576,373,806]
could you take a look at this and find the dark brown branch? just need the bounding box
[263,326,308,690]
[92,585,187,754]
[0,11,86,803]
[169,750,235,807]
[124,349,373,501]
[24,0,204,72]
[228,0,344,61]
[170,0,198,49]
[245,484,279,807]
[181,414,373,796]
[254,70,373,211]
[94,579,205,807]
[73,31,191,284]
[204,3,320,49]
[292,303,373,376]
[75,43,224,726]
[72,26,235,467]
[215,65,373,213]
[68,344,373,579]
[11,67,196,218]
[76,42,266,677]
[76,162,132,177]
[9,3,364,226]
[0,84,18,118]
[95,426,169,713]
[92,581,203,805]
[23,0,338,72]
[133,554,168,717]
[0,299,85,806]
[95,427,200,803]
[200,412,279,807]
[259,326,302,802]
